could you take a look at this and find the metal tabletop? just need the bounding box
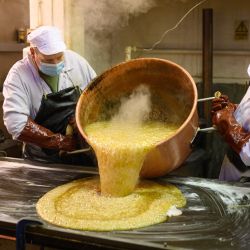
[0,157,249,250]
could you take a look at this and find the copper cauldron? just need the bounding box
[76,58,198,178]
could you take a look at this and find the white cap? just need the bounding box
[27,26,66,55]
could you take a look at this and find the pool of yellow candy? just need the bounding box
[36,177,186,231]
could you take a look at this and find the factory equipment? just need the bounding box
[0,158,249,250]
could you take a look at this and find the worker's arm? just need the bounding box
[17,117,77,151]
[212,102,250,154]
[3,66,76,152]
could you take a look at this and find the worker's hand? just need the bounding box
[66,115,88,149]
[57,115,81,153]
[67,115,77,135]
[212,103,235,135]
[56,134,77,152]
[211,94,238,118]
[211,94,229,114]
[18,117,78,151]
[212,104,250,153]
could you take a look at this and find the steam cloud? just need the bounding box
[82,0,157,33]
[111,85,152,125]
[82,0,157,70]
[81,0,190,72]
[82,0,189,33]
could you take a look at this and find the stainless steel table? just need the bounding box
[0,157,249,250]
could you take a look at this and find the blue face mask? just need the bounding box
[39,61,64,76]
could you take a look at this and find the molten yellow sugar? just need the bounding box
[36,177,186,231]
[85,121,178,196]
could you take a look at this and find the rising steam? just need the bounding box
[82,0,157,33]
[81,0,192,72]
[111,85,152,125]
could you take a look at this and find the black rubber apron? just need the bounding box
[23,85,94,166]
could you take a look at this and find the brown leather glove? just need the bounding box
[212,103,250,153]
[211,95,230,115]
[18,117,77,152]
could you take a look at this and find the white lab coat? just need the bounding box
[3,50,96,140]
[219,85,250,181]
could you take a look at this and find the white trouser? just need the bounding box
[219,155,250,181]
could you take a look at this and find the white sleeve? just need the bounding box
[84,59,96,82]
[3,69,30,140]
[240,142,250,166]
[79,58,97,90]
[234,96,250,165]
[73,51,97,89]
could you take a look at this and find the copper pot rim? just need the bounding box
[76,58,198,144]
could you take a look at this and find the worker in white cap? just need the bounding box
[211,65,250,181]
[3,26,96,165]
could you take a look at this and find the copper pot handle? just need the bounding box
[60,148,91,157]
[197,127,216,132]
[190,126,216,147]
[197,91,221,103]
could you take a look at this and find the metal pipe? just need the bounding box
[125,46,137,61]
[202,8,213,124]
[125,47,250,57]
[65,148,91,155]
